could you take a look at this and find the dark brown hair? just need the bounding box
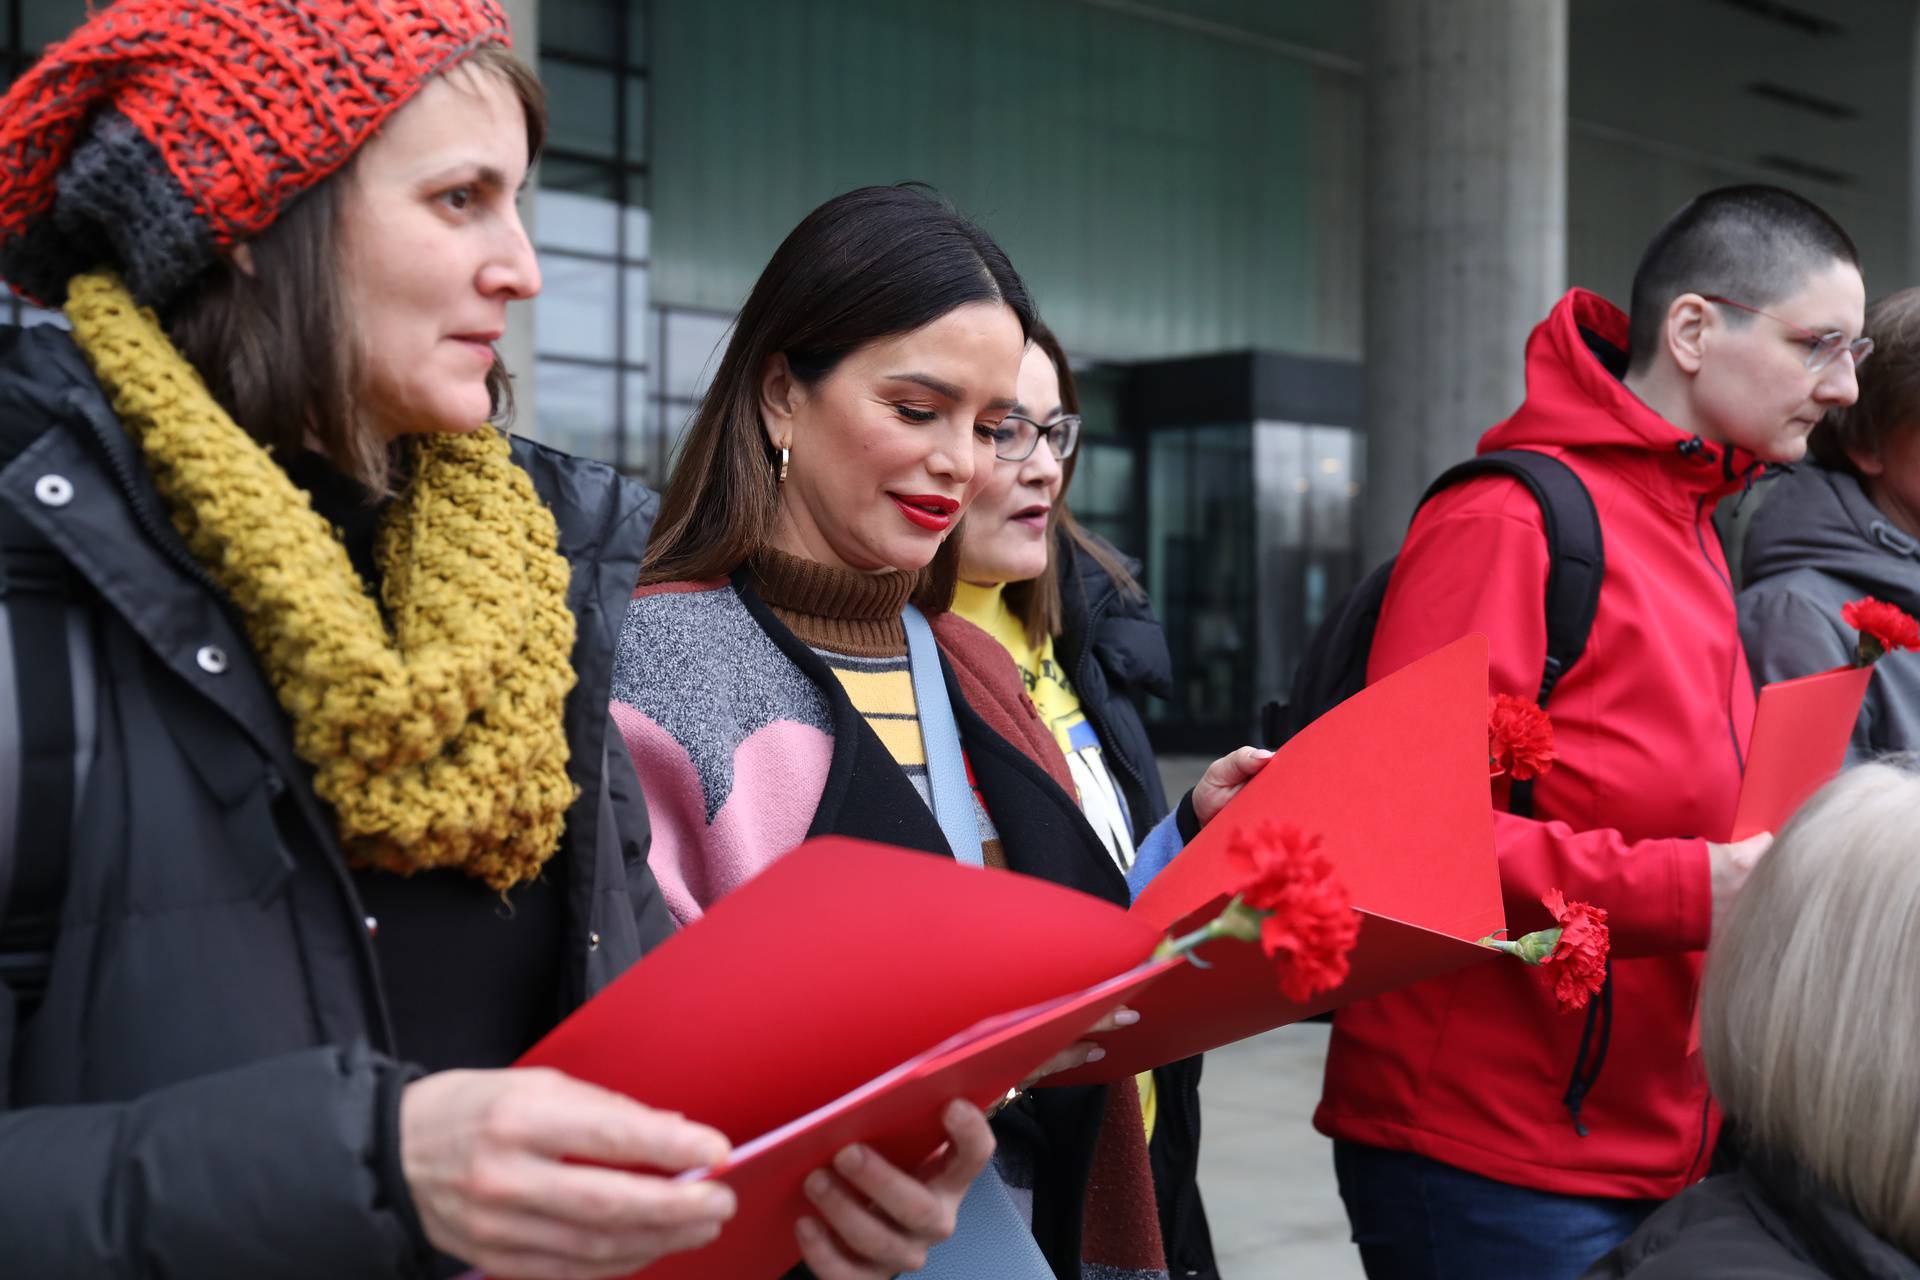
[164,44,546,492]
[1001,321,1142,649]
[641,185,1035,611]
[1810,287,1920,476]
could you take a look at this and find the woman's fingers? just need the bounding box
[793,1101,994,1278]
[402,1068,737,1273]
[1193,745,1276,825]
[1018,1006,1141,1086]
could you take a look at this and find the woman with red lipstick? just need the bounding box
[617,186,1265,1280]
[953,323,1231,1280]
[0,7,981,1279]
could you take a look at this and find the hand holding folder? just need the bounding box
[510,634,1508,1279]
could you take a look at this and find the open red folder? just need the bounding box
[1052,633,1504,1084]
[1729,664,1872,840]
[511,634,1505,1279]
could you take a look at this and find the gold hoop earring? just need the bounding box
[777,445,790,484]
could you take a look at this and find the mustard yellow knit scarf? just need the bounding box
[64,272,578,890]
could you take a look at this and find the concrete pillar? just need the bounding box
[501,0,539,436]
[1361,0,1567,565]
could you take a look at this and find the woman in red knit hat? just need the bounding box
[0,4,981,1278]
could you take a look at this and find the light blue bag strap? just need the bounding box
[911,1160,1055,1277]
[901,604,983,867]
[899,607,1052,1277]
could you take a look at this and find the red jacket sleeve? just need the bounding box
[1370,479,1712,957]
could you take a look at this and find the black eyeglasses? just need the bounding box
[991,412,1081,462]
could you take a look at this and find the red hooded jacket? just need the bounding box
[1314,290,1759,1199]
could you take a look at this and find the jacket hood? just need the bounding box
[1743,462,1920,605]
[1481,289,1762,495]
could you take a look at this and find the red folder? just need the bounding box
[515,839,1169,1280]
[511,634,1506,1278]
[1728,664,1872,840]
[1052,633,1504,1084]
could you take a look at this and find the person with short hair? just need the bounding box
[1317,185,1865,1279]
[1584,759,1920,1278]
[0,5,970,1277]
[1740,289,1920,760]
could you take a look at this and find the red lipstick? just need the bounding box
[889,492,960,532]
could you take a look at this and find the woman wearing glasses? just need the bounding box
[1739,289,1919,761]
[953,322,1226,1279]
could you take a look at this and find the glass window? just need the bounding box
[1147,426,1254,729]
[623,75,647,165]
[622,371,651,478]
[535,159,619,255]
[627,9,646,66]
[623,266,650,365]
[539,0,617,61]
[623,205,651,260]
[662,310,733,402]
[543,61,618,159]
[536,255,617,362]
[24,0,87,50]
[536,361,617,464]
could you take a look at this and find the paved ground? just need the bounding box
[1195,1024,1362,1278]
[1153,755,1365,1278]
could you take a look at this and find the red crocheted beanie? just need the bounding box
[0,0,512,308]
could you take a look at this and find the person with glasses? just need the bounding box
[1740,288,1920,762]
[1317,184,1863,1280]
[951,321,1232,1280]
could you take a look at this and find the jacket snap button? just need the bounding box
[588,931,601,950]
[33,474,73,507]
[195,645,229,674]
[364,915,379,938]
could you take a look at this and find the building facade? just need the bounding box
[6,0,1916,744]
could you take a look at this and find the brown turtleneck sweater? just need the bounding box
[750,548,1008,868]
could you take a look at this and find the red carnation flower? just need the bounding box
[1224,821,1360,1002]
[1842,597,1920,667]
[1476,889,1610,1013]
[1539,889,1610,1015]
[1489,693,1556,782]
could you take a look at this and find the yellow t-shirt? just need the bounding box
[951,582,1138,875]
[952,580,1156,1138]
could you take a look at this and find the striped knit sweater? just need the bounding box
[611,549,1169,1280]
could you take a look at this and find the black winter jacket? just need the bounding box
[1055,531,1218,1280]
[0,323,669,1277]
[1584,1147,1919,1279]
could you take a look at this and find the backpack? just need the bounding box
[1262,449,1604,820]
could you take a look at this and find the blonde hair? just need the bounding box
[1701,757,1920,1253]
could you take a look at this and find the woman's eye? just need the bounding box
[440,186,476,211]
[977,422,1010,443]
[894,405,937,424]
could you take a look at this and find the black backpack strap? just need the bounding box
[1421,450,1604,819]
[0,500,76,1012]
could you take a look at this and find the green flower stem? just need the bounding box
[1856,635,1886,668]
[1154,895,1263,962]
[1476,924,1563,966]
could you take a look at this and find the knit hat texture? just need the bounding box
[0,0,512,309]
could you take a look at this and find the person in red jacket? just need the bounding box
[1316,185,1867,1280]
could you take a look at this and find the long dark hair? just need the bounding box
[1003,321,1141,648]
[641,184,1035,610]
